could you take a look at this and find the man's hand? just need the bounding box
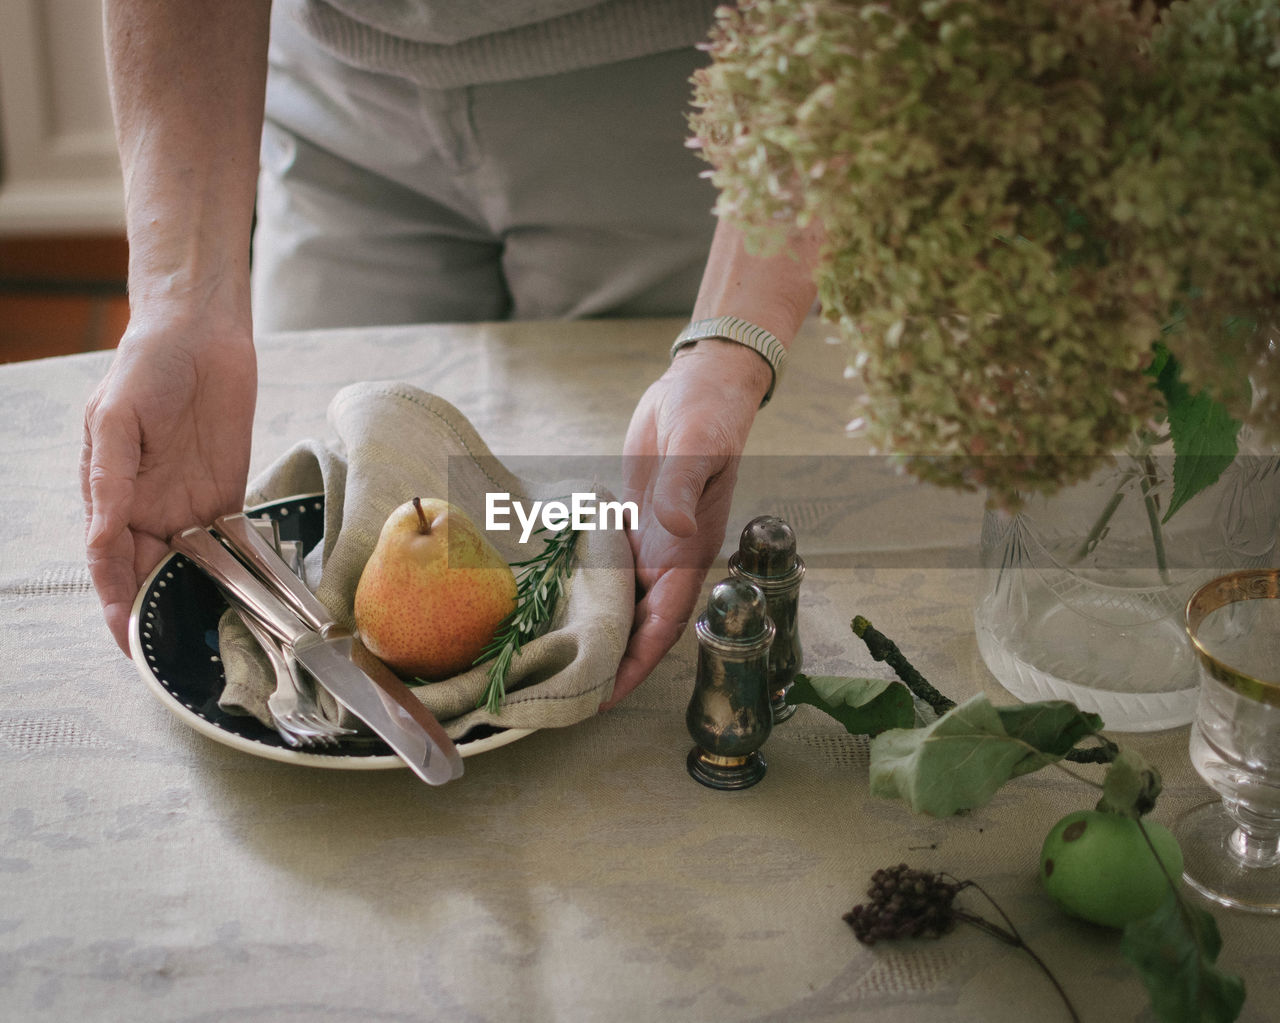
[604,339,772,708]
[82,316,256,652]
[87,0,269,652]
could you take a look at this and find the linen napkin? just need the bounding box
[218,381,634,739]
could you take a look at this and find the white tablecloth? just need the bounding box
[1,318,1275,1022]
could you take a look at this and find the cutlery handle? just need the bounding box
[214,513,345,637]
[170,526,312,648]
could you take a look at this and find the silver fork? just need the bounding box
[241,610,353,748]
[243,517,352,747]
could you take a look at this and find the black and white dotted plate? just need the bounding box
[128,493,530,769]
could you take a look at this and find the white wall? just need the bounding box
[0,0,125,234]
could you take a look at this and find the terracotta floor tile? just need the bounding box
[0,294,95,363]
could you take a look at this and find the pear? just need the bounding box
[354,497,517,680]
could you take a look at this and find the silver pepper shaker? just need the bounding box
[728,515,806,723]
[685,577,776,790]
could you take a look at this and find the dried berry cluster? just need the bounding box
[843,864,962,944]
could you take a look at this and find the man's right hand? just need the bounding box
[89,0,271,652]
[82,313,257,653]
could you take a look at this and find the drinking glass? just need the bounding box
[1177,569,1280,913]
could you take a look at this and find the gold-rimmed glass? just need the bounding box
[1178,569,1280,913]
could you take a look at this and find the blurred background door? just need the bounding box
[0,0,127,362]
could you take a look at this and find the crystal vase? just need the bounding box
[974,444,1280,732]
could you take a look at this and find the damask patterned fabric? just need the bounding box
[1,319,1276,1022]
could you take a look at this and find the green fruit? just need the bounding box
[1039,809,1183,929]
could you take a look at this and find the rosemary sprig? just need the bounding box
[474,523,580,714]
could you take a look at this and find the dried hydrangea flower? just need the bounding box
[690,0,1280,506]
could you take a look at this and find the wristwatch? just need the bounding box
[670,315,787,407]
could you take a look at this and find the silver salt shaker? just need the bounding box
[728,515,805,722]
[685,577,775,790]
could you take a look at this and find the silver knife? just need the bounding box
[214,513,349,644]
[170,525,464,785]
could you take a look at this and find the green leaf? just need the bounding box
[1146,339,1172,382]
[1121,892,1246,1023]
[786,673,916,736]
[868,695,1100,816]
[993,702,1104,768]
[1097,749,1163,818]
[1152,349,1242,523]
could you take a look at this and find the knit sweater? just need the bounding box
[288,0,722,88]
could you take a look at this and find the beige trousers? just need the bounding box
[252,7,717,332]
